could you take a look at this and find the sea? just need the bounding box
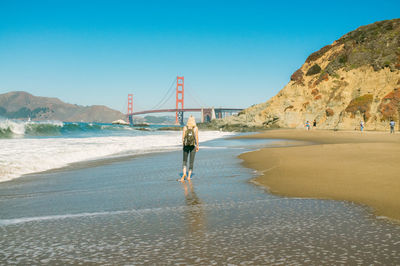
[1,119,400,264]
[0,119,231,183]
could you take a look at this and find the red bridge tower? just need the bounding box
[127,94,133,125]
[176,76,184,125]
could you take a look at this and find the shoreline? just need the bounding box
[0,130,233,184]
[236,129,400,223]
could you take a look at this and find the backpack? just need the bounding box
[184,127,196,146]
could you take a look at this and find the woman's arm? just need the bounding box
[195,127,199,151]
[182,126,186,145]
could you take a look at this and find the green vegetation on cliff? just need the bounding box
[318,19,400,75]
[306,64,322,76]
[345,94,374,121]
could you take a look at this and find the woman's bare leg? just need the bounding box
[187,170,192,181]
[179,166,187,182]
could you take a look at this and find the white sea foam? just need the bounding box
[0,207,179,226]
[0,119,26,135]
[0,119,64,136]
[0,130,233,182]
[0,199,285,226]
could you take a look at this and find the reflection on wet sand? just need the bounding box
[182,181,205,235]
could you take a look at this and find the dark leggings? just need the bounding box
[183,145,196,171]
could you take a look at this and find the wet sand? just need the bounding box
[237,129,400,222]
[1,137,400,264]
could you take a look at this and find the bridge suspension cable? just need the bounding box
[155,84,176,110]
[185,85,207,108]
[126,75,244,125]
[150,77,177,110]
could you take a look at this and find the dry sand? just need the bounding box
[236,129,400,222]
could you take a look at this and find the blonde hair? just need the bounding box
[186,116,196,128]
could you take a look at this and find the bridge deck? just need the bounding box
[130,108,243,116]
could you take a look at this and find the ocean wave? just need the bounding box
[0,119,134,138]
[0,119,62,138]
[0,130,234,182]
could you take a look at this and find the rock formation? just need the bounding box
[220,19,400,130]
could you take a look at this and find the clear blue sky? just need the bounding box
[0,0,399,113]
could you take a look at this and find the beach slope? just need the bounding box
[237,130,400,222]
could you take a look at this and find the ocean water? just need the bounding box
[0,119,232,182]
[1,119,400,264]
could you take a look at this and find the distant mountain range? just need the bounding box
[143,115,176,124]
[0,91,125,123]
[0,91,180,124]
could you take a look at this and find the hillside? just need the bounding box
[216,19,400,130]
[0,91,125,123]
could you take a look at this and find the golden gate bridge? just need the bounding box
[126,76,243,125]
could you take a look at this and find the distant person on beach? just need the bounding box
[360,121,364,132]
[305,121,311,131]
[179,116,199,182]
[313,119,317,128]
[390,119,395,134]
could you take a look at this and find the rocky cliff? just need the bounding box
[0,91,125,123]
[219,19,400,130]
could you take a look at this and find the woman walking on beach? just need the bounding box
[179,116,199,182]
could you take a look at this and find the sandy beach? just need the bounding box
[237,129,400,222]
